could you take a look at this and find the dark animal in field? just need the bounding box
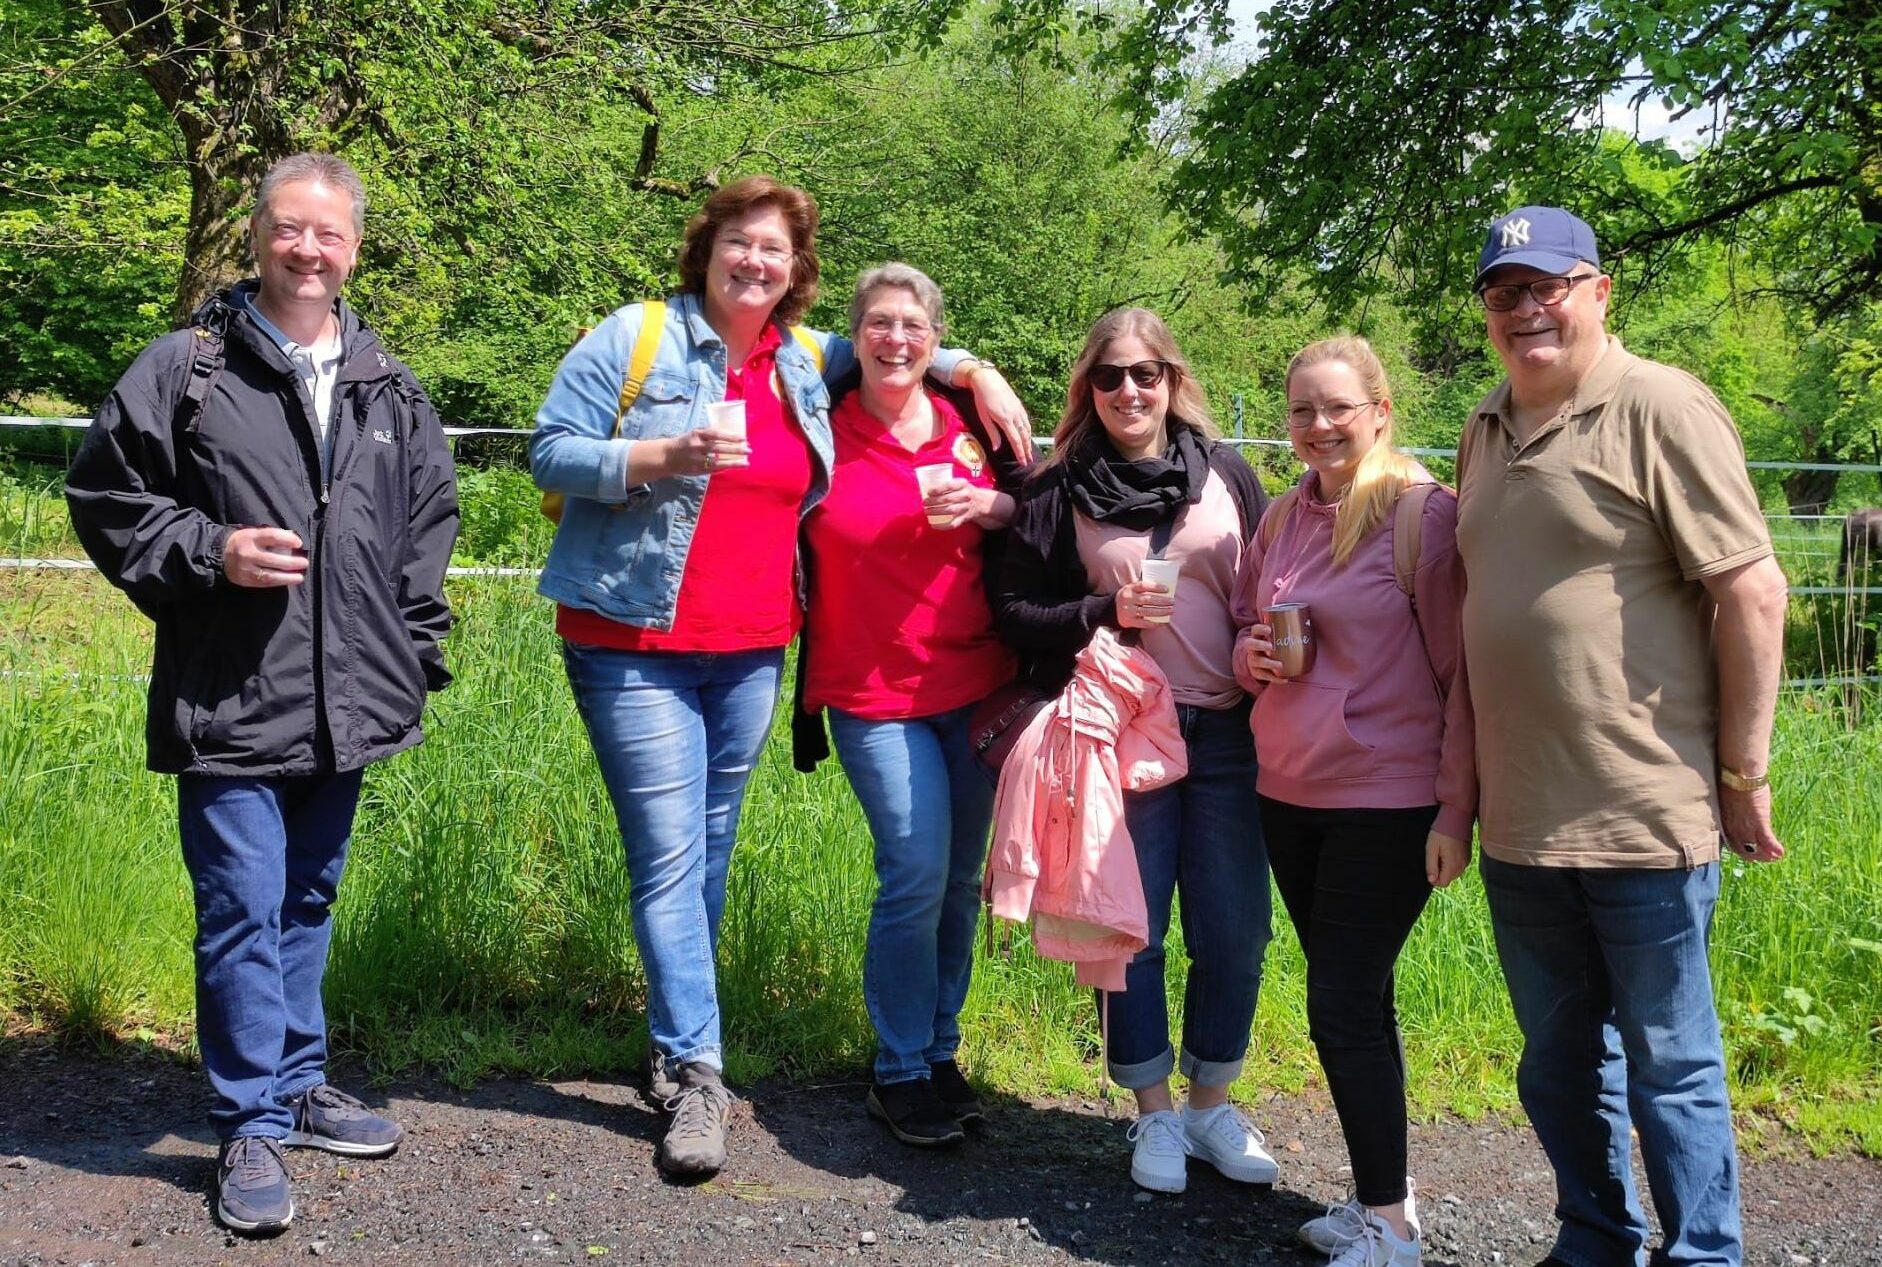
[1840,508,1882,583]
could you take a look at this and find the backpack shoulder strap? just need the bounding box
[612,299,667,438]
[174,318,228,438]
[787,323,824,371]
[1392,481,1446,598]
[1256,486,1302,551]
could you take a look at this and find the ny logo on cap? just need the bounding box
[1499,217,1531,248]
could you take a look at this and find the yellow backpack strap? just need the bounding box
[1256,487,1301,552]
[612,299,667,437]
[787,324,824,371]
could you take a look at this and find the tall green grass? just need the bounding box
[3,573,1880,1151]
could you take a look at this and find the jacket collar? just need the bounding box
[203,281,392,383]
[673,290,812,371]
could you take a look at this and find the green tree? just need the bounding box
[6,0,917,327]
[942,1,1881,325]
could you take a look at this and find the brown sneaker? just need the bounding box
[656,1063,732,1178]
[648,1045,679,1102]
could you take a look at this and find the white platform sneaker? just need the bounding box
[1181,1102,1279,1185]
[1299,1180,1421,1254]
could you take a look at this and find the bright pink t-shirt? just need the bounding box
[558,323,812,653]
[802,390,1016,719]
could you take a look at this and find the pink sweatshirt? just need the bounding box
[1230,473,1476,842]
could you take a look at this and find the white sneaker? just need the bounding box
[1327,1210,1422,1267]
[1126,1109,1189,1193]
[1181,1102,1279,1185]
[1300,1180,1421,1254]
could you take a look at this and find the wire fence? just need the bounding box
[6,417,1879,687]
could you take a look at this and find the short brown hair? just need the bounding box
[676,175,821,325]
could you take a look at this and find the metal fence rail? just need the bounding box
[11,416,1882,475]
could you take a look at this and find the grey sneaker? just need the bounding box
[657,1062,733,1178]
[649,1045,679,1102]
[215,1136,293,1234]
[283,1084,403,1157]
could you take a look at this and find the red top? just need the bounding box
[558,323,812,652]
[803,390,1016,719]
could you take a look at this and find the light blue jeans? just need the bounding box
[176,769,364,1140]
[1107,699,1271,1090]
[1481,855,1742,1267]
[561,641,784,1072]
[828,705,993,1084]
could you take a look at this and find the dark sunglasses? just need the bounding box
[1089,359,1171,392]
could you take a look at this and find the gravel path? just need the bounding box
[1,1040,1876,1265]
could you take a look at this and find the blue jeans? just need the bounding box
[1106,699,1270,1089]
[562,642,782,1072]
[828,705,993,1084]
[1481,855,1741,1267]
[176,769,364,1141]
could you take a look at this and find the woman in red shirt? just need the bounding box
[797,264,1032,1147]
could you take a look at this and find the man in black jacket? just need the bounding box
[65,152,459,1236]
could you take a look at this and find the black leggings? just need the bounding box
[1259,796,1437,1208]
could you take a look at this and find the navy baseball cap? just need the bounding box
[1474,206,1602,289]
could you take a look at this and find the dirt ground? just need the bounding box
[1,1039,1877,1266]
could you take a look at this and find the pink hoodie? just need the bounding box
[1230,473,1476,842]
[986,628,1188,992]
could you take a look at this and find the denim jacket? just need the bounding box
[533,293,976,630]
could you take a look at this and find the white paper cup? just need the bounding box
[705,400,746,439]
[1139,557,1181,623]
[915,463,956,526]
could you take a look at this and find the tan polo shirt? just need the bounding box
[1455,337,1773,868]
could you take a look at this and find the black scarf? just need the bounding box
[1064,424,1210,531]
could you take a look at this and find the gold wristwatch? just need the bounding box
[1718,765,1770,792]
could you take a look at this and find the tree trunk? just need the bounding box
[174,147,267,326]
[1782,467,1841,517]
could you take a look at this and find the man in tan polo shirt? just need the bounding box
[1455,206,1788,1267]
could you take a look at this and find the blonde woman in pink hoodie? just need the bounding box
[1230,336,1476,1267]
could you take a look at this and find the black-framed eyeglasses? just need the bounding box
[1477,272,1600,312]
[1089,360,1171,392]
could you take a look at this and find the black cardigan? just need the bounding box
[990,437,1268,696]
[791,372,1038,772]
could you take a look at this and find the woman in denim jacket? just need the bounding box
[531,176,1027,1180]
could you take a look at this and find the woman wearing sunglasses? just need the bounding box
[992,307,1274,1194]
[1229,336,1475,1267]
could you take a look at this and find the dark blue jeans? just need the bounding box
[177,769,365,1140]
[1105,699,1270,1089]
[829,704,993,1084]
[1481,855,1742,1267]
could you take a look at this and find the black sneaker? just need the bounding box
[866,1078,966,1147]
[215,1136,293,1235]
[927,1059,983,1124]
[657,1062,733,1178]
[283,1084,403,1157]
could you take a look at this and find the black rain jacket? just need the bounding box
[65,283,460,776]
